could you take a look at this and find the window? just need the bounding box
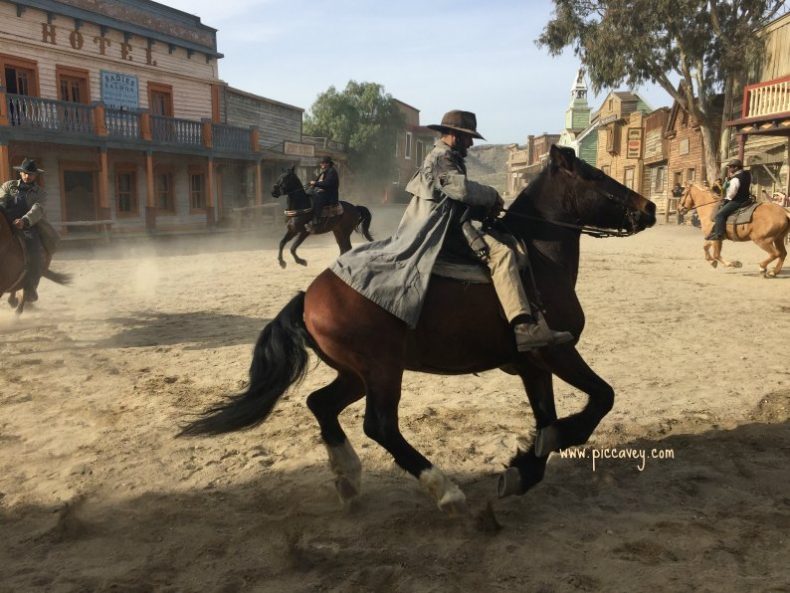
[674,172,683,187]
[624,167,635,190]
[686,168,696,183]
[56,66,90,103]
[115,168,138,216]
[0,54,39,96]
[189,172,206,211]
[148,82,174,116]
[155,170,175,212]
[416,140,424,165]
[654,166,666,192]
[405,132,412,160]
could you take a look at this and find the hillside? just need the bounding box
[466,144,509,194]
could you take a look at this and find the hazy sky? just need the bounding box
[157,0,673,145]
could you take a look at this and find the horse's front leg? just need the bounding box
[533,346,614,456]
[290,230,310,267]
[278,228,297,269]
[711,240,742,269]
[499,362,557,498]
[8,291,19,308]
[15,289,27,315]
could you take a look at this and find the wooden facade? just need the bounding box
[725,12,790,200]
[0,0,272,236]
[505,133,560,197]
[641,107,670,211]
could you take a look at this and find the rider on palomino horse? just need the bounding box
[706,158,752,241]
[331,110,572,352]
[0,158,59,303]
[306,156,340,232]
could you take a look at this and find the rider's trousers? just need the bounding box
[480,233,532,323]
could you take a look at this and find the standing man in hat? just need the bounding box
[0,158,49,301]
[307,156,339,231]
[331,110,572,351]
[707,158,752,241]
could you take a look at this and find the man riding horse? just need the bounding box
[706,158,752,241]
[0,158,58,303]
[332,110,572,351]
[307,156,340,231]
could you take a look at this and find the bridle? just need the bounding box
[273,173,309,199]
[504,171,640,238]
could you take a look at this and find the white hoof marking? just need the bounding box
[326,442,361,500]
[419,467,467,514]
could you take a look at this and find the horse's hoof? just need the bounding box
[437,488,467,516]
[535,425,561,458]
[8,295,18,308]
[710,260,718,268]
[295,259,307,267]
[334,476,360,504]
[278,260,286,269]
[497,467,523,498]
[731,261,742,268]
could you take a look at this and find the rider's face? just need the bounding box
[19,172,36,184]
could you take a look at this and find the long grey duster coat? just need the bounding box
[330,139,499,328]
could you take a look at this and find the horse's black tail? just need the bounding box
[354,205,374,241]
[179,292,309,436]
[43,269,72,285]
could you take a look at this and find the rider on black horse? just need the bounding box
[307,156,339,231]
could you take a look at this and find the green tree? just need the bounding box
[304,81,405,194]
[538,0,787,183]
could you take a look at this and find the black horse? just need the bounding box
[271,167,373,269]
[183,146,656,513]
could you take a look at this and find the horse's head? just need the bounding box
[272,167,299,199]
[678,183,715,215]
[534,145,656,236]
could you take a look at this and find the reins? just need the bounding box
[502,209,636,238]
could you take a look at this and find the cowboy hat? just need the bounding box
[427,110,485,140]
[13,158,45,174]
[319,156,334,165]
[726,158,743,169]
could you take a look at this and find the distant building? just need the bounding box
[558,68,592,159]
[390,99,437,203]
[505,133,560,197]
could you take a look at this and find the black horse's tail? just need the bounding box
[43,269,72,285]
[179,292,309,436]
[354,205,374,241]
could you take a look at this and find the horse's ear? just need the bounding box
[550,144,575,172]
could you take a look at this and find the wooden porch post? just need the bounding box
[0,143,10,182]
[98,149,111,220]
[737,133,746,163]
[206,156,215,227]
[0,86,8,127]
[145,151,156,232]
[255,160,263,205]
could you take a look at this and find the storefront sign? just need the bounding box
[101,71,139,109]
[284,141,315,157]
[626,128,643,159]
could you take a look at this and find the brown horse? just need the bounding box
[271,167,373,268]
[679,183,789,277]
[182,146,656,514]
[0,213,71,314]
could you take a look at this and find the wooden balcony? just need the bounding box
[743,75,790,119]
[0,91,260,157]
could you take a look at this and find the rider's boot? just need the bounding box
[513,313,574,352]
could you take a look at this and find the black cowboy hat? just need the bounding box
[427,110,485,140]
[13,158,45,174]
[319,156,334,165]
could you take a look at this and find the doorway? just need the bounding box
[62,169,98,233]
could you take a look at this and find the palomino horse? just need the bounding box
[271,167,373,268]
[182,146,656,513]
[679,183,789,277]
[0,213,71,314]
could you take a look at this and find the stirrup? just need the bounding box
[513,320,573,352]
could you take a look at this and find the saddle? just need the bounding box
[432,227,529,284]
[723,201,760,226]
[284,203,344,219]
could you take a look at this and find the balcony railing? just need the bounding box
[743,76,790,119]
[2,93,258,154]
[105,107,141,139]
[213,123,251,152]
[151,114,203,146]
[6,94,94,134]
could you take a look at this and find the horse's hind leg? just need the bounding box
[771,238,787,276]
[278,228,297,269]
[499,364,557,498]
[362,369,466,514]
[306,372,365,505]
[332,224,353,255]
[8,291,19,308]
[755,237,783,277]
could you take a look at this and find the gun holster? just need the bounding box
[459,206,489,261]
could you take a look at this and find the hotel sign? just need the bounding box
[284,142,315,157]
[101,71,139,109]
[626,128,643,159]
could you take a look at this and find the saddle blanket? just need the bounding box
[725,201,760,225]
